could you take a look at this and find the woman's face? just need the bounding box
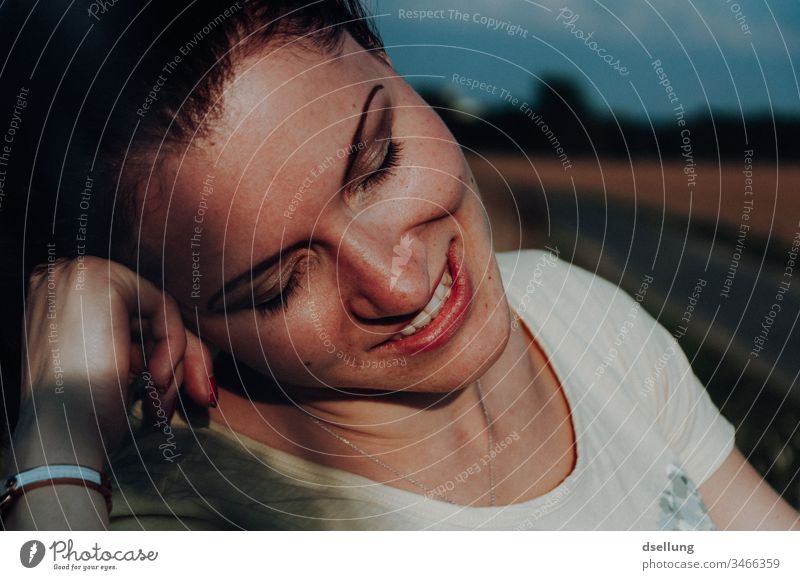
[143,33,511,394]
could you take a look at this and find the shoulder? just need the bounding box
[495,248,669,388]
[494,248,643,323]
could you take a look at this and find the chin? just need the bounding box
[447,249,511,374]
[456,290,512,379]
[398,264,512,394]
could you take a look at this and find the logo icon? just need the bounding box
[390,234,414,290]
[20,540,46,568]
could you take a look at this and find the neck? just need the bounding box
[208,309,579,507]
[294,380,487,452]
[211,312,544,464]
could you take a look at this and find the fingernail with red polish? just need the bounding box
[208,377,219,408]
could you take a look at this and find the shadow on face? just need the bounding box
[141,33,512,397]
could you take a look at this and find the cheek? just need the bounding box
[203,291,352,384]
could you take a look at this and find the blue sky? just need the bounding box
[371,0,800,120]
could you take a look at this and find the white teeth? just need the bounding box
[394,268,454,339]
[409,310,432,330]
[400,324,417,337]
[418,294,442,320]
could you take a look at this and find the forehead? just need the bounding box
[156,34,388,298]
[219,35,382,166]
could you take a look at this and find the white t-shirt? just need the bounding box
[107,249,735,530]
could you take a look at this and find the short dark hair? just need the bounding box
[0,0,384,440]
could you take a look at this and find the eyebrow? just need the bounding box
[205,83,386,312]
[342,83,385,181]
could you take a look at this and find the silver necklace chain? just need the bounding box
[476,379,497,506]
[308,379,496,507]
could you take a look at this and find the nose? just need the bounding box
[334,153,467,320]
[337,222,439,321]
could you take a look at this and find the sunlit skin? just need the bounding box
[134,32,579,505]
[8,31,797,526]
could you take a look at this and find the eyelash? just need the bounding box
[255,258,307,316]
[358,137,403,192]
[255,139,403,316]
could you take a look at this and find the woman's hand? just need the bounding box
[3,255,215,529]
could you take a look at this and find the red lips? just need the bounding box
[373,240,472,356]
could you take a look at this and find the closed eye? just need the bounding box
[254,255,312,315]
[356,137,403,194]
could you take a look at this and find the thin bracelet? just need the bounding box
[0,464,112,516]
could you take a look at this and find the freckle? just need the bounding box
[304,361,312,367]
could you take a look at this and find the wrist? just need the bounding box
[0,464,113,517]
[8,396,109,475]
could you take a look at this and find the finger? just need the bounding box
[182,329,217,407]
[131,316,151,338]
[116,271,187,394]
[113,268,187,425]
[141,359,183,426]
[129,341,146,377]
[166,359,184,419]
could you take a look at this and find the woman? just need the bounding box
[1,0,798,530]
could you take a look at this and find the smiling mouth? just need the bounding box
[390,268,453,340]
[374,239,472,356]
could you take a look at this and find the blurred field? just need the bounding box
[471,154,800,252]
[471,153,800,508]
